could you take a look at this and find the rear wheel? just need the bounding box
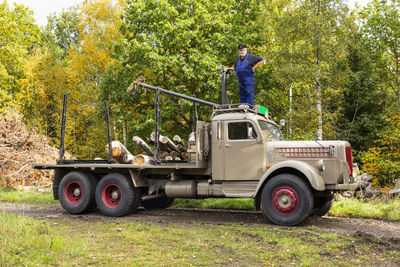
[58,171,97,214]
[95,173,140,217]
[261,174,313,226]
[311,192,334,216]
[142,195,174,210]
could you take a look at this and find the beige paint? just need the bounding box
[222,120,265,180]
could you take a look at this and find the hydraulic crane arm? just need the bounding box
[128,81,218,107]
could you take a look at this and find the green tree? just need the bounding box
[339,0,400,175]
[0,2,40,111]
[361,111,400,186]
[42,7,80,58]
[339,32,388,153]
[263,0,355,140]
[360,0,400,106]
[18,8,80,141]
[102,0,265,149]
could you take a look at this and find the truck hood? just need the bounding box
[267,140,350,161]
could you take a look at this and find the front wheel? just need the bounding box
[95,173,140,217]
[311,193,334,216]
[261,174,313,226]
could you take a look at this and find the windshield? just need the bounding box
[258,120,284,141]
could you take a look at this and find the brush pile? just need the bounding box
[0,110,71,189]
[336,173,400,200]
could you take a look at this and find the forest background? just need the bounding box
[1,0,399,187]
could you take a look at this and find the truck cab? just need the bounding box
[212,107,282,181]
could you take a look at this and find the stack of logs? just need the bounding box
[107,132,188,164]
[147,132,187,161]
[133,132,188,161]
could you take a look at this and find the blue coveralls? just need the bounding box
[235,54,256,107]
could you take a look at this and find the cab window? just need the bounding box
[228,122,257,140]
[258,120,284,140]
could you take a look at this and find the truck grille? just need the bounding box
[276,147,333,159]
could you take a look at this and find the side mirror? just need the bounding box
[279,119,286,127]
[248,127,253,139]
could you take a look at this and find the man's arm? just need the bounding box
[251,60,263,72]
[224,66,235,71]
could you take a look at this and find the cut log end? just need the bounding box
[133,154,150,165]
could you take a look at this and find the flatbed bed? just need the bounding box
[33,161,199,170]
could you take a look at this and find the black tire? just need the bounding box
[95,173,140,217]
[86,173,99,212]
[311,193,334,216]
[261,174,313,226]
[142,195,175,210]
[58,171,97,214]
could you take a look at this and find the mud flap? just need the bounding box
[254,195,261,211]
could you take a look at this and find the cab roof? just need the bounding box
[211,104,275,124]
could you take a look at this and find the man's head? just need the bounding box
[238,44,247,58]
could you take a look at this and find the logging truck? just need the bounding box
[33,82,358,226]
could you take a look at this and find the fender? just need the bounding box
[52,168,70,200]
[253,160,325,198]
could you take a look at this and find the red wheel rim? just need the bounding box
[102,184,122,208]
[271,186,299,215]
[65,181,83,204]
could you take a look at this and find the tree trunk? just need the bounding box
[123,154,134,163]
[160,136,180,153]
[150,132,169,152]
[132,136,154,156]
[173,135,187,149]
[133,154,151,164]
[315,0,323,141]
[158,151,169,160]
[122,120,127,147]
[106,140,132,163]
[113,120,118,140]
[181,152,187,160]
[170,151,180,159]
[176,144,187,153]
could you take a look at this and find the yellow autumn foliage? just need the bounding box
[17,0,125,158]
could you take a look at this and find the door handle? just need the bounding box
[225,143,231,147]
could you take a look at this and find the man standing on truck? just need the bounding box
[225,45,264,108]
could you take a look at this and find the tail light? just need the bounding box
[345,146,353,177]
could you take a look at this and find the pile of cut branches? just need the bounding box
[0,110,70,189]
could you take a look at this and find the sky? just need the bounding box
[10,0,85,26]
[10,0,370,27]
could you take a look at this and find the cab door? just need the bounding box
[223,121,265,180]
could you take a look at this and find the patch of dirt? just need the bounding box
[1,201,399,243]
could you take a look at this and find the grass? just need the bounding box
[0,212,399,266]
[172,198,254,210]
[330,198,400,220]
[0,188,57,204]
[1,188,400,221]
